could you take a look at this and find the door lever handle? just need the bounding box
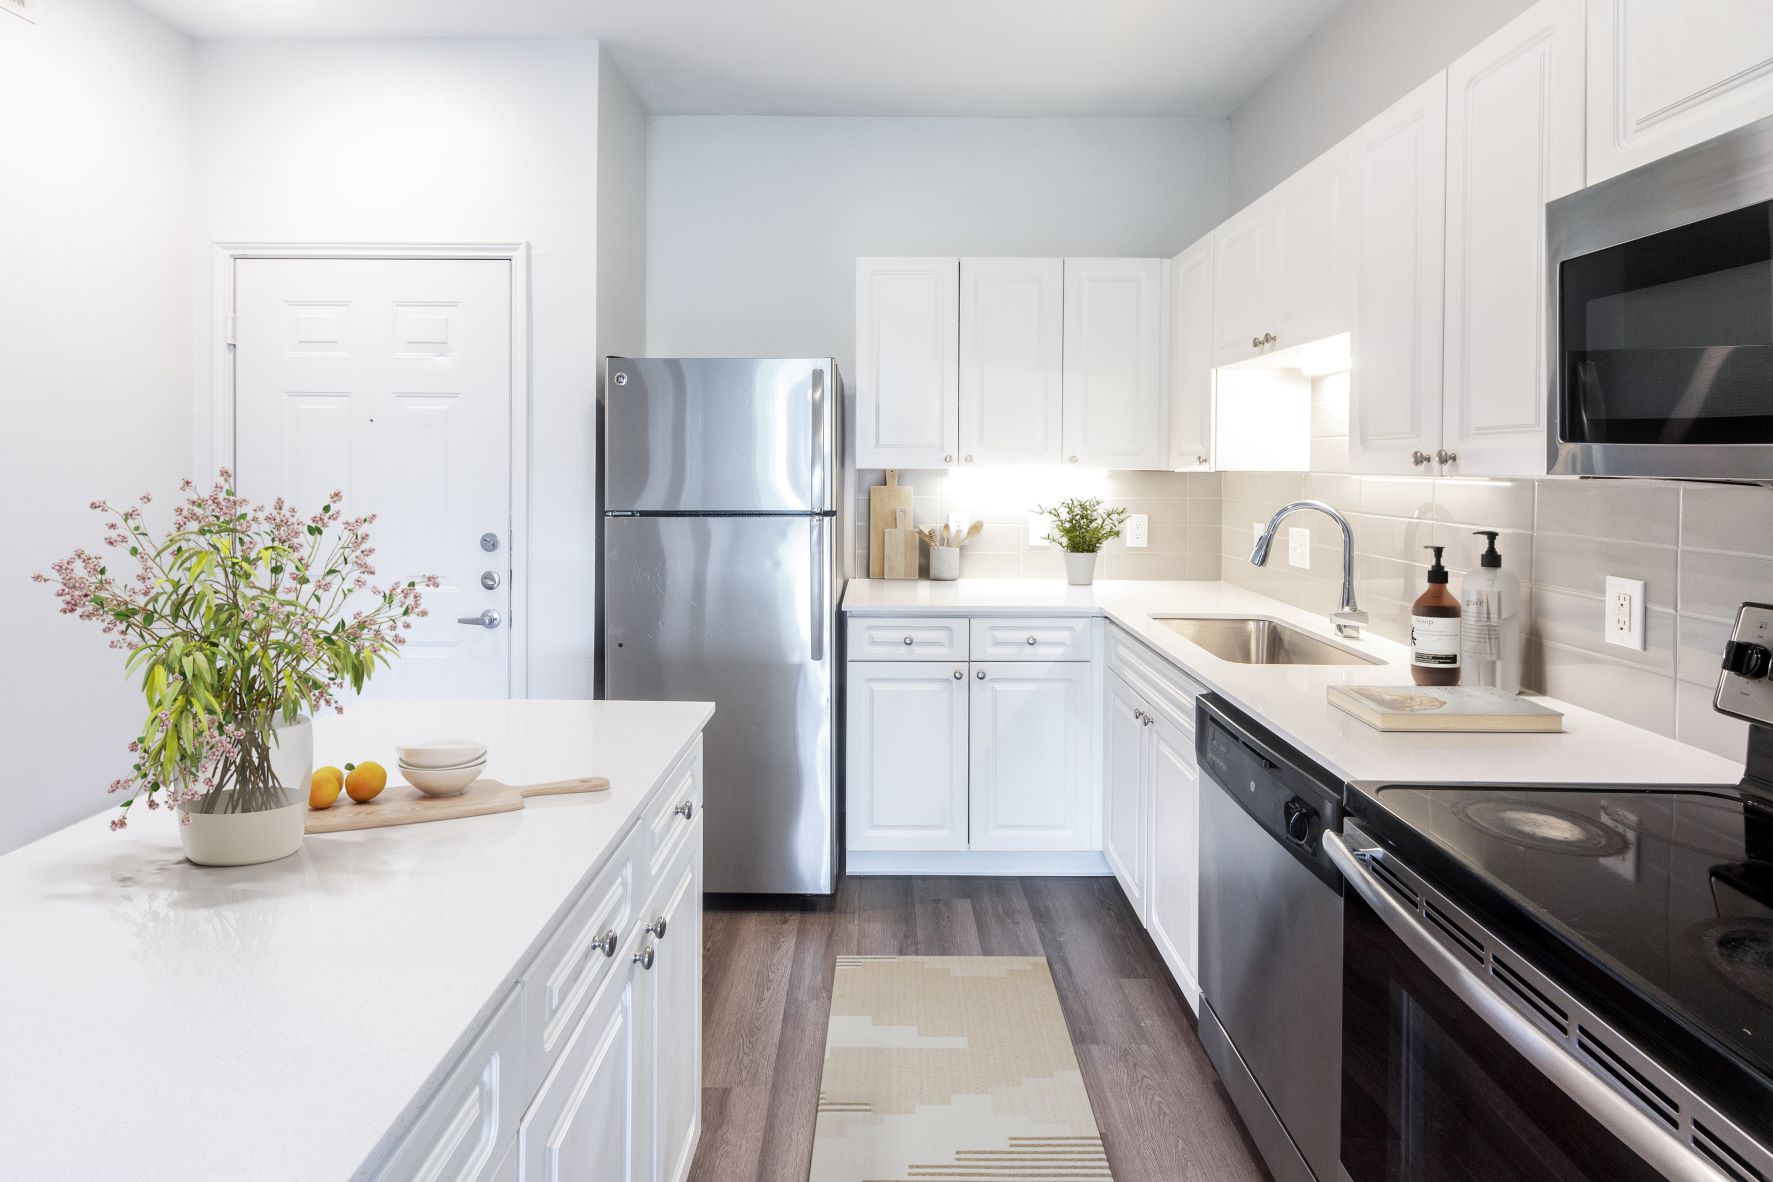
[457,609,502,629]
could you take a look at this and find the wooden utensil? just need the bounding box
[883,507,919,579]
[304,775,611,835]
[868,470,914,578]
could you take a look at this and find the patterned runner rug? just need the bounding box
[808,955,1112,1181]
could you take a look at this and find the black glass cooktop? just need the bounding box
[1344,779,1773,1141]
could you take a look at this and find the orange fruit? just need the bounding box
[345,760,387,803]
[309,767,344,810]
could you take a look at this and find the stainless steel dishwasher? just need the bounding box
[1197,694,1344,1182]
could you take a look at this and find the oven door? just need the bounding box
[1328,831,1726,1182]
[1548,113,1773,480]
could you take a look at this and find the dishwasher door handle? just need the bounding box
[1326,832,1732,1182]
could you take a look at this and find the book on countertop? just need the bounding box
[1328,684,1565,733]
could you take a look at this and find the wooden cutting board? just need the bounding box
[304,775,610,834]
[882,507,919,579]
[868,470,913,578]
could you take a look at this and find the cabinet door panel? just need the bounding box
[1167,235,1215,472]
[855,258,959,469]
[1587,0,1773,182]
[639,833,703,1182]
[1103,672,1149,919]
[1147,714,1202,1014]
[844,662,970,851]
[1212,203,1274,367]
[518,963,638,1182]
[1444,0,1584,478]
[1062,258,1165,470]
[959,258,1063,466]
[968,662,1091,851]
[1349,73,1448,476]
[1272,144,1354,350]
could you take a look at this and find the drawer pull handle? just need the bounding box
[646,916,669,940]
[633,945,656,971]
[976,669,987,680]
[596,929,619,958]
[674,800,695,821]
[903,635,915,646]
[952,669,964,680]
[1026,635,1038,645]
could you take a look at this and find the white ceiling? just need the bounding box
[131,0,1346,117]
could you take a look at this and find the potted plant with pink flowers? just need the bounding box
[34,471,436,866]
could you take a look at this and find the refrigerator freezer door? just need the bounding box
[604,514,836,894]
[604,357,836,513]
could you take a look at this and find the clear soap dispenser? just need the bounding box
[1460,530,1522,694]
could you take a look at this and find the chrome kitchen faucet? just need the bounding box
[1250,500,1368,639]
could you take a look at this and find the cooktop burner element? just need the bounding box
[1452,797,1630,856]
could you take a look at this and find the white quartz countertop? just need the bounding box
[0,698,713,1182]
[843,578,1745,787]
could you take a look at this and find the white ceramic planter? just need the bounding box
[1064,552,1098,586]
[179,716,312,867]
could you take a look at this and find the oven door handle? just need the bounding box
[1326,832,1730,1182]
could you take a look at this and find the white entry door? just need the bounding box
[233,257,513,698]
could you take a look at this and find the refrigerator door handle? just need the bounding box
[810,364,828,512]
[810,516,826,663]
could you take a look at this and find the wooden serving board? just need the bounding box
[304,775,611,835]
[868,470,913,578]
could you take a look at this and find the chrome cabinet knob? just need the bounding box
[457,609,502,629]
[944,454,954,464]
[1411,450,1433,467]
[1133,708,1146,722]
[633,945,655,971]
[1261,332,1278,347]
[976,669,987,680]
[1069,456,1079,463]
[596,930,618,958]
[1252,335,1263,349]
[674,800,695,821]
[1144,714,1155,727]
[646,916,668,940]
[1196,455,1208,467]
[903,635,915,646]
[1026,635,1038,646]
[952,669,964,680]
[964,455,973,463]
[1436,448,1458,465]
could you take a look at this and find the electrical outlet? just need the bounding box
[1125,514,1149,549]
[1604,575,1646,651]
[1028,513,1049,547]
[1288,526,1311,569]
[947,512,968,538]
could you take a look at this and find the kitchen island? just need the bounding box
[0,698,713,1182]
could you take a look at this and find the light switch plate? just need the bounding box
[1125,514,1149,549]
[1288,527,1311,569]
[1604,575,1646,651]
[1715,602,1773,726]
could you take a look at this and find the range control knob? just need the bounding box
[1724,640,1773,680]
[1283,798,1316,847]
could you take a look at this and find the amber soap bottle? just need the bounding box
[1411,545,1461,686]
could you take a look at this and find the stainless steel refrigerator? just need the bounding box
[600,357,844,895]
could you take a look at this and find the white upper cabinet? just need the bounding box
[1443,0,1585,478]
[958,258,1064,467]
[1167,234,1215,472]
[1349,72,1449,477]
[1212,202,1275,367]
[1271,143,1355,351]
[1062,257,1166,470]
[1586,0,1773,182]
[855,258,959,469]
[1212,148,1353,368]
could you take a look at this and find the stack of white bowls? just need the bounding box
[395,740,489,797]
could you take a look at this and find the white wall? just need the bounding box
[645,116,1229,371]
[597,48,649,368]
[0,0,193,853]
[192,39,605,700]
[1227,0,1536,209]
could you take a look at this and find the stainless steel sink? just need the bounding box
[1152,616,1383,666]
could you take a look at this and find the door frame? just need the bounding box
[209,241,532,696]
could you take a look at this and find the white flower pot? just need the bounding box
[1064,552,1098,586]
[178,716,312,867]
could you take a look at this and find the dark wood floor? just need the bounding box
[690,875,1270,1182]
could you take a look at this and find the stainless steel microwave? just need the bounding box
[1549,114,1773,480]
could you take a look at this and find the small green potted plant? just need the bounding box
[34,471,434,866]
[1037,496,1130,586]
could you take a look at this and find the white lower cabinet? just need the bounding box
[518,953,640,1182]
[638,837,704,1182]
[1103,672,1151,919]
[1146,713,1202,1011]
[969,662,1092,852]
[845,661,971,852]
